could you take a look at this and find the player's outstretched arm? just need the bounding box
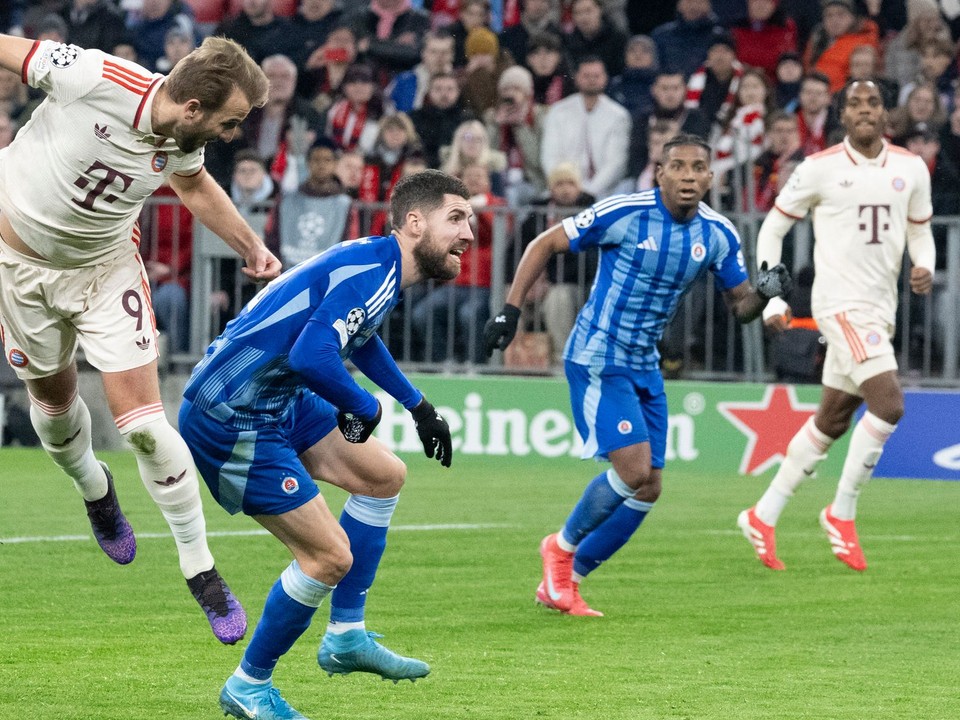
[169,169,282,281]
[484,223,569,355]
[0,34,34,76]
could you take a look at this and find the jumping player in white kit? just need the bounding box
[0,33,281,642]
[738,80,936,572]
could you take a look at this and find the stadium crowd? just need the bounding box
[1,0,955,372]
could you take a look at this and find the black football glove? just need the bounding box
[483,304,521,357]
[337,401,382,444]
[411,397,452,467]
[755,261,793,301]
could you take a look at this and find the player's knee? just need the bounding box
[320,543,353,583]
[383,455,407,495]
[633,473,661,503]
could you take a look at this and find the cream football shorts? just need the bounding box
[0,239,158,379]
[816,309,898,396]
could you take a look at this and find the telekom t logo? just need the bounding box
[72,160,134,211]
[858,204,890,244]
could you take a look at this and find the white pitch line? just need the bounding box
[701,529,958,542]
[0,523,514,546]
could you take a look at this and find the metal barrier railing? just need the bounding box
[137,195,959,386]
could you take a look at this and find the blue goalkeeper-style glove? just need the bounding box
[411,397,452,467]
[484,304,521,356]
[755,261,793,300]
[337,401,382,443]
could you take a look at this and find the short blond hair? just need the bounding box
[165,36,268,111]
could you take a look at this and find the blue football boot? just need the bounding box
[219,676,308,720]
[318,629,430,683]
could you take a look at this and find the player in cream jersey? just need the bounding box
[0,41,205,266]
[0,34,282,645]
[738,80,936,573]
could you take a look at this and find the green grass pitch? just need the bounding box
[1,446,957,719]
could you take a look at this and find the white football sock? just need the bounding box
[755,417,834,526]
[29,391,107,501]
[832,412,896,520]
[116,404,214,577]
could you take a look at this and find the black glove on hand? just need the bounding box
[411,398,452,467]
[755,261,793,300]
[337,401,382,444]
[483,304,521,357]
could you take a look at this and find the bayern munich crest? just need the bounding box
[891,177,905,191]
[49,44,81,68]
[151,151,168,172]
[345,307,365,335]
[866,331,881,345]
[8,348,28,367]
[281,477,299,494]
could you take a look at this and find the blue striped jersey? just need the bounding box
[561,188,748,371]
[183,236,411,429]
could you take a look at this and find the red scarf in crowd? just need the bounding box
[685,61,744,127]
[328,100,368,152]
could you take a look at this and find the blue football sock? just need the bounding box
[573,498,653,578]
[330,495,398,624]
[561,469,634,546]
[241,561,332,680]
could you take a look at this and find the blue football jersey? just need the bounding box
[183,236,419,429]
[562,188,748,371]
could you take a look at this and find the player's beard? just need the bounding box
[413,227,460,281]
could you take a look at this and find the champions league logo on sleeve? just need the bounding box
[345,308,365,335]
[574,208,595,229]
[49,44,81,68]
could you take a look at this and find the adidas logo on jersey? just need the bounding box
[136,336,151,350]
[94,123,111,140]
[637,236,658,252]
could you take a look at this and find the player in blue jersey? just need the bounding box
[179,169,472,720]
[484,134,793,616]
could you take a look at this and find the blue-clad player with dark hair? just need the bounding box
[485,134,793,616]
[179,169,473,719]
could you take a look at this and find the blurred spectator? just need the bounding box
[63,0,130,55]
[627,70,710,178]
[348,0,431,78]
[268,138,351,267]
[0,69,32,124]
[607,34,658,117]
[409,71,475,168]
[794,71,840,155]
[846,44,899,108]
[441,118,507,194]
[388,29,455,113]
[540,56,631,199]
[155,25,196,73]
[803,0,880,93]
[889,81,947,143]
[21,1,68,38]
[884,0,951,90]
[499,0,563,70]
[526,31,574,105]
[903,125,959,211]
[730,0,799,83]
[564,0,628,77]
[335,149,365,197]
[358,113,423,236]
[0,111,17,150]
[650,0,725,79]
[773,50,804,109]
[897,37,956,108]
[36,11,68,43]
[512,161,597,364]
[322,63,383,154]
[216,0,293,65]
[230,149,277,209]
[753,109,803,212]
[129,0,198,71]
[615,118,676,194]
[412,162,504,363]
[484,64,547,205]
[460,26,514,117]
[712,67,772,190]
[1,2,26,35]
[448,0,493,68]
[286,0,344,70]
[684,32,744,134]
[297,22,358,115]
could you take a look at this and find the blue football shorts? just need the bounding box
[179,391,338,516]
[565,360,668,467]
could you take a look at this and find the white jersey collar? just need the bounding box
[843,136,888,167]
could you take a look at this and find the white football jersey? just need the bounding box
[773,137,932,325]
[0,41,204,267]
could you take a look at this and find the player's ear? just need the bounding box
[184,98,202,119]
[406,209,424,236]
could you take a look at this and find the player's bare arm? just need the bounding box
[0,34,34,75]
[505,223,570,308]
[723,280,770,324]
[169,169,281,280]
[756,206,800,332]
[910,266,933,295]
